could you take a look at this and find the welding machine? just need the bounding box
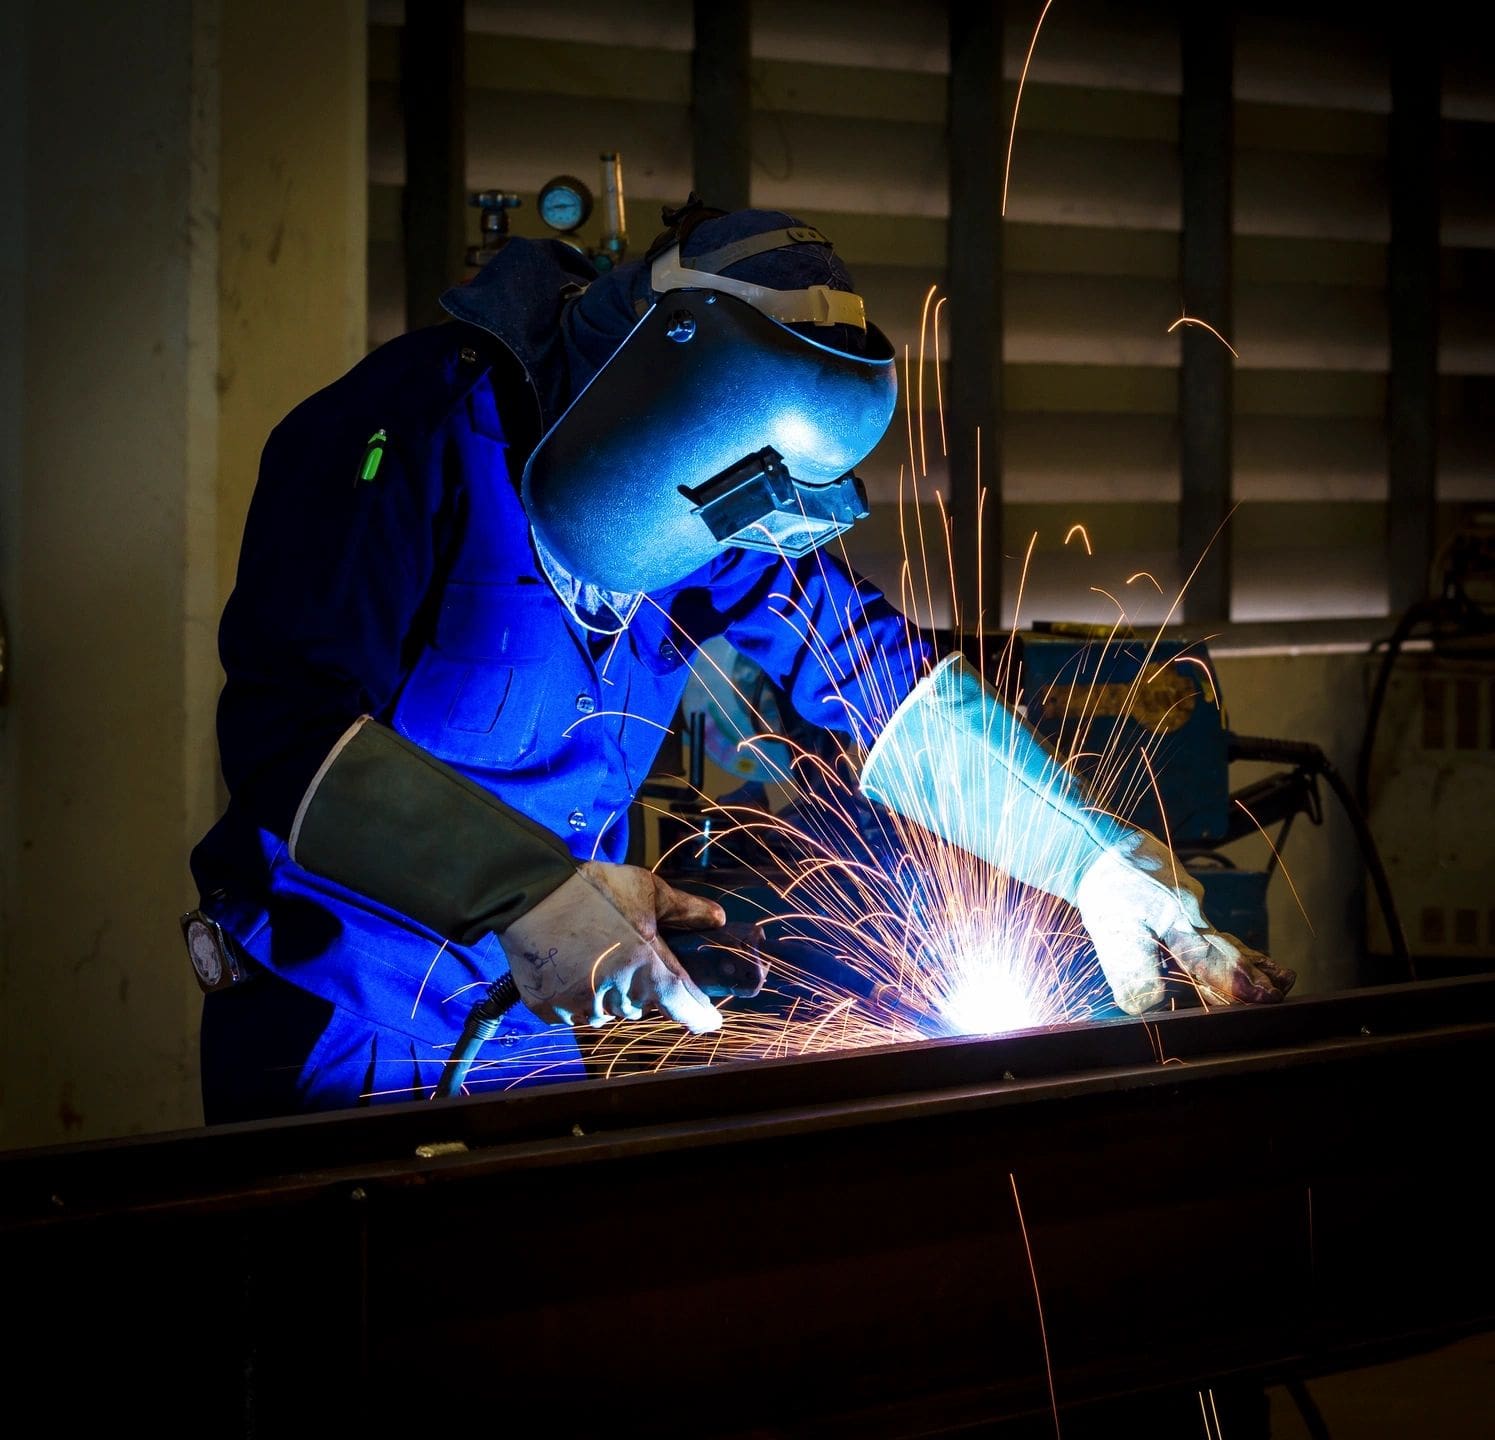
[1013,626,1266,951]
[1011,623,1409,976]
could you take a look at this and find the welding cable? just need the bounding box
[1356,598,1441,811]
[1284,1378,1334,1440]
[436,973,522,1099]
[1229,735,1415,981]
[433,925,770,1099]
[1356,589,1495,811]
[1318,758,1416,981]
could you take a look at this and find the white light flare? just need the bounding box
[936,956,1044,1037]
[919,908,1070,1038]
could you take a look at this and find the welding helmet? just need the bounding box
[523,217,898,598]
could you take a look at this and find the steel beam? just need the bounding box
[401,1,466,331]
[1178,2,1235,621]
[691,1,751,211]
[1387,31,1441,613]
[947,1,1004,633]
[5,976,1494,1433]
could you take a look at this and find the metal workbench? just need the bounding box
[4,974,1492,1436]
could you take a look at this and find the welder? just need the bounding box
[190,202,1291,1123]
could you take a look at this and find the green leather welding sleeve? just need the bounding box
[288,716,576,945]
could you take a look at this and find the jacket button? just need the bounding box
[459,346,479,364]
[575,694,596,714]
[659,640,680,663]
[568,809,588,831]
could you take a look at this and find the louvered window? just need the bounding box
[368,1,1494,627]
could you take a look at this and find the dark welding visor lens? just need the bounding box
[685,447,869,558]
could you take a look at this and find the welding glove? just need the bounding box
[1074,833,1295,1010]
[499,863,725,1031]
[860,654,1294,1014]
[289,717,723,1031]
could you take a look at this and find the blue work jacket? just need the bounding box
[191,238,927,1101]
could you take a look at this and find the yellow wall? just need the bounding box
[0,1,365,1150]
[1211,648,1372,996]
[218,1,367,601]
[2,3,221,1148]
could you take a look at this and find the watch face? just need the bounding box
[188,922,223,986]
[538,178,590,234]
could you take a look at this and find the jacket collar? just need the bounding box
[438,238,598,432]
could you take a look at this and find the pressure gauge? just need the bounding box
[537,175,593,235]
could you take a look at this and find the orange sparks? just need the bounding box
[1167,314,1240,359]
[903,343,919,501]
[917,284,938,477]
[588,942,624,993]
[933,295,949,457]
[1143,1020,1160,1064]
[1010,1172,1061,1438]
[1003,0,1058,218]
[1164,652,1221,708]
[561,710,673,740]
[1063,523,1093,555]
[410,938,449,1020]
[1233,797,1315,932]
[1089,584,1125,616]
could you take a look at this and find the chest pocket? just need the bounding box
[628,603,696,677]
[618,604,698,791]
[393,580,564,769]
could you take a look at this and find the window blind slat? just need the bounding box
[367,3,1495,625]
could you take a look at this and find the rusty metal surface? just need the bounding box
[4,975,1494,1434]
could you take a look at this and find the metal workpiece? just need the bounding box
[4,975,1494,1434]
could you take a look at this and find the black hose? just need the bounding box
[434,973,522,1099]
[1320,758,1417,980]
[1355,600,1436,811]
[431,924,770,1099]
[1230,735,1415,981]
[1285,1377,1333,1440]
[1356,594,1495,810]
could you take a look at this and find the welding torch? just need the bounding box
[437,921,769,1098]
[865,982,943,1033]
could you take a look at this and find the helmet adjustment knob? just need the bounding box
[665,310,697,343]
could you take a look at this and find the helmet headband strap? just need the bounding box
[650,241,867,331]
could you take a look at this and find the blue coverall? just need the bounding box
[192,237,926,1121]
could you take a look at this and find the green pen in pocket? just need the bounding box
[357,429,388,484]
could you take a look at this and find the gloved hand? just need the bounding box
[860,653,1296,1020]
[499,862,726,1032]
[1074,832,1296,1013]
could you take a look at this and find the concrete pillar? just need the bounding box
[218,1,368,600]
[0,0,26,1146]
[2,0,221,1146]
[0,0,366,1149]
